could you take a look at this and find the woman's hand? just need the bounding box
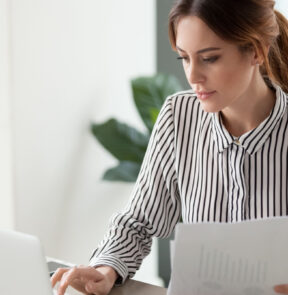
[51,265,118,295]
[274,285,288,294]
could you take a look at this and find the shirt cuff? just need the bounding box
[89,255,128,285]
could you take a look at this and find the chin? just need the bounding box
[199,102,222,113]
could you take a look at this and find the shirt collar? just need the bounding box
[211,78,288,155]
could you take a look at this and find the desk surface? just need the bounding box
[66,279,167,295]
[109,279,166,295]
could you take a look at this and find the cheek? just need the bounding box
[214,62,238,84]
[183,64,190,80]
[211,60,252,94]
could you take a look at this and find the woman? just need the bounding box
[52,0,288,294]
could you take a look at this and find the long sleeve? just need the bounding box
[89,96,182,283]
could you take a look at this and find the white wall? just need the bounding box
[8,0,160,285]
[0,0,14,229]
[5,0,287,287]
[276,0,288,17]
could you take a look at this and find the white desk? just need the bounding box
[66,279,167,295]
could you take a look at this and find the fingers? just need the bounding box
[274,285,288,294]
[54,266,104,295]
[51,268,70,288]
[56,267,79,295]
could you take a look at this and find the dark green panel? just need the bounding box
[156,3,189,287]
[156,0,190,90]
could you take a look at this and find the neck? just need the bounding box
[220,74,276,138]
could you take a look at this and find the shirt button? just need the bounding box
[234,139,240,145]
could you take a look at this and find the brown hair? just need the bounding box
[168,0,288,93]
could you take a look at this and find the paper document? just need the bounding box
[168,217,288,295]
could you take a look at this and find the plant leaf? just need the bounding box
[103,161,141,182]
[131,73,183,132]
[91,118,149,163]
[149,107,160,125]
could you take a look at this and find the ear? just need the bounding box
[251,44,269,66]
[251,47,263,66]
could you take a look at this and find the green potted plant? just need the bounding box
[90,72,183,286]
[91,73,182,182]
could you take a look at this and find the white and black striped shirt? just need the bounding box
[89,78,288,283]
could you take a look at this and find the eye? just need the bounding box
[202,56,219,63]
[177,56,189,62]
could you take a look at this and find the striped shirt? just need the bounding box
[89,78,288,283]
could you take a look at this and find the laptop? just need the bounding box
[0,229,70,295]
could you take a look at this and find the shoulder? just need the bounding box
[163,89,204,119]
[166,89,199,108]
[167,89,197,101]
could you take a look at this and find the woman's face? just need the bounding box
[176,15,259,113]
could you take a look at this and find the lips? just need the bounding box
[195,90,216,100]
[195,90,215,95]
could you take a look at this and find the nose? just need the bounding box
[186,63,205,85]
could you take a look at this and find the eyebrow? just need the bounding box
[176,46,221,54]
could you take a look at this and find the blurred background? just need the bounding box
[1,0,288,287]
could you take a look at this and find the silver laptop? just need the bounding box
[0,229,55,295]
